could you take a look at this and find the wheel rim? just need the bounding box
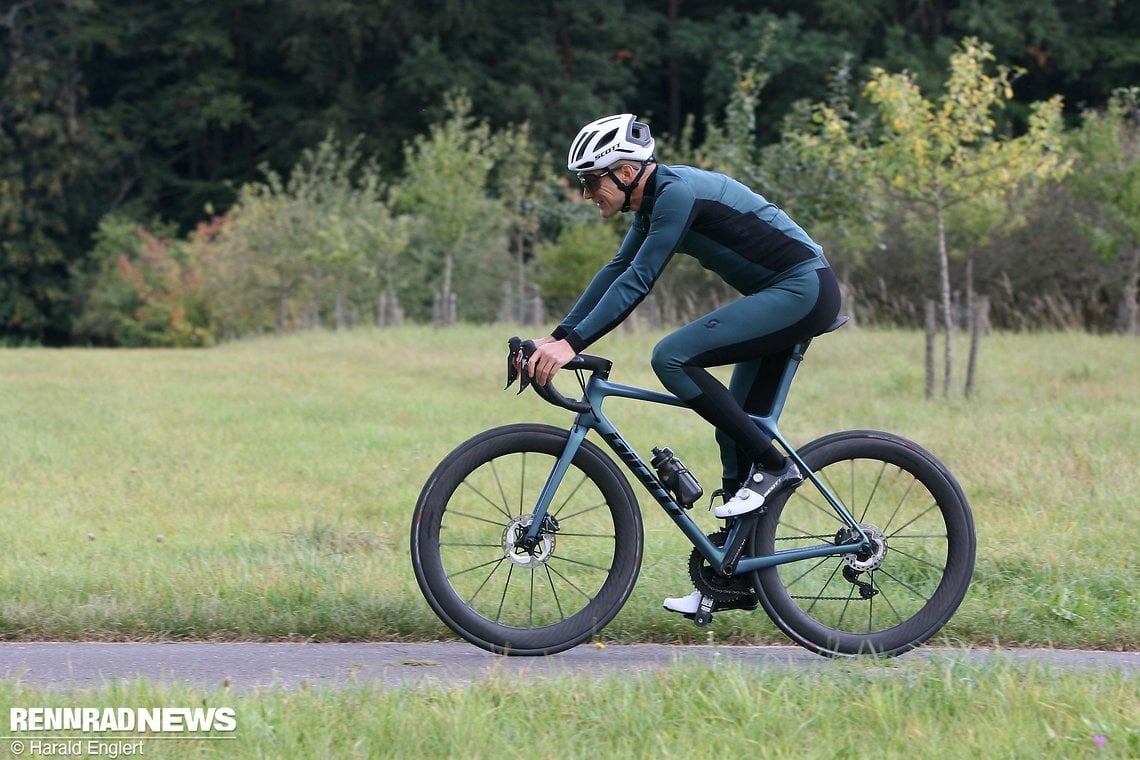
[772,457,951,636]
[438,451,619,629]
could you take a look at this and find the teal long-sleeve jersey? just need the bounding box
[551,164,829,352]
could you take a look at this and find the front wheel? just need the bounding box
[752,430,975,657]
[411,424,643,655]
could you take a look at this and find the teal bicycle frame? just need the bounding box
[520,337,871,574]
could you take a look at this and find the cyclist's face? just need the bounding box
[577,167,624,217]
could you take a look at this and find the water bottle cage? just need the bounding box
[652,447,703,509]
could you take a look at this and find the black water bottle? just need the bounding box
[651,447,703,509]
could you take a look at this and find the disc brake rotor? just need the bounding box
[503,515,555,568]
[841,524,888,572]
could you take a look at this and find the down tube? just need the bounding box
[587,406,725,564]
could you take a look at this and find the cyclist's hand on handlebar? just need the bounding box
[527,338,575,386]
[513,335,555,373]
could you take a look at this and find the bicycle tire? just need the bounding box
[411,423,643,655]
[752,430,975,657]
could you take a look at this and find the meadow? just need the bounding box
[0,325,1135,649]
[0,325,1137,758]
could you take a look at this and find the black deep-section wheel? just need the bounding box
[752,430,975,657]
[410,424,642,655]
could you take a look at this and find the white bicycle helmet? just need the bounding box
[566,114,655,172]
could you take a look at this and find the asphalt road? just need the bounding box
[1,642,1136,692]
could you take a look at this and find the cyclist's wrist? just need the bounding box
[563,331,587,353]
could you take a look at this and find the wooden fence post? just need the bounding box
[965,296,990,398]
[924,299,936,400]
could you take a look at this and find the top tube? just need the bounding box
[505,316,847,415]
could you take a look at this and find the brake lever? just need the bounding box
[506,337,535,395]
[504,337,522,390]
[517,351,534,395]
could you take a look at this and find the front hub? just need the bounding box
[503,515,556,568]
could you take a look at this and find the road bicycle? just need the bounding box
[410,318,975,657]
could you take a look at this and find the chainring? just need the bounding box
[688,529,755,605]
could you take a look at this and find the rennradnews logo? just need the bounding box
[10,707,236,734]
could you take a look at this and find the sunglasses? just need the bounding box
[576,169,615,193]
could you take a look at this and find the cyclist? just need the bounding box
[525,113,841,617]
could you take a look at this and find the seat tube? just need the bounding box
[766,339,810,422]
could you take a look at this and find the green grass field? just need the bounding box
[0,325,1136,648]
[0,656,1136,759]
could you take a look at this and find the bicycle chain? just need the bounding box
[688,529,756,604]
[696,534,877,603]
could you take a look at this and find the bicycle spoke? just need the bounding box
[781,555,833,592]
[551,473,591,519]
[880,471,918,535]
[446,508,509,528]
[871,576,907,627]
[544,564,566,621]
[805,561,844,615]
[794,483,849,526]
[875,566,930,601]
[489,459,512,520]
[460,480,513,521]
[439,541,501,548]
[495,564,515,622]
[546,562,596,602]
[857,460,888,524]
[518,453,527,518]
[556,501,608,523]
[549,553,612,574]
[528,569,535,627]
[835,584,857,630]
[887,500,940,537]
[458,558,506,607]
[888,544,946,573]
[449,556,506,579]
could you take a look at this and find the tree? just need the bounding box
[0,0,115,344]
[861,38,1070,395]
[765,55,883,285]
[1069,88,1140,335]
[74,216,210,347]
[195,134,403,337]
[489,123,558,325]
[393,93,508,324]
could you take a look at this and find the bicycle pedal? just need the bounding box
[692,595,715,627]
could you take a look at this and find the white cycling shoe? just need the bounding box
[663,589,759,617]
[713,460,803,519]
[663,590,703,615]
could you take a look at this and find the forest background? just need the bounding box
[2,0,1138,348]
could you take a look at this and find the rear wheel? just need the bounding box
[752,430,975,657]
[411,424,642,655]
